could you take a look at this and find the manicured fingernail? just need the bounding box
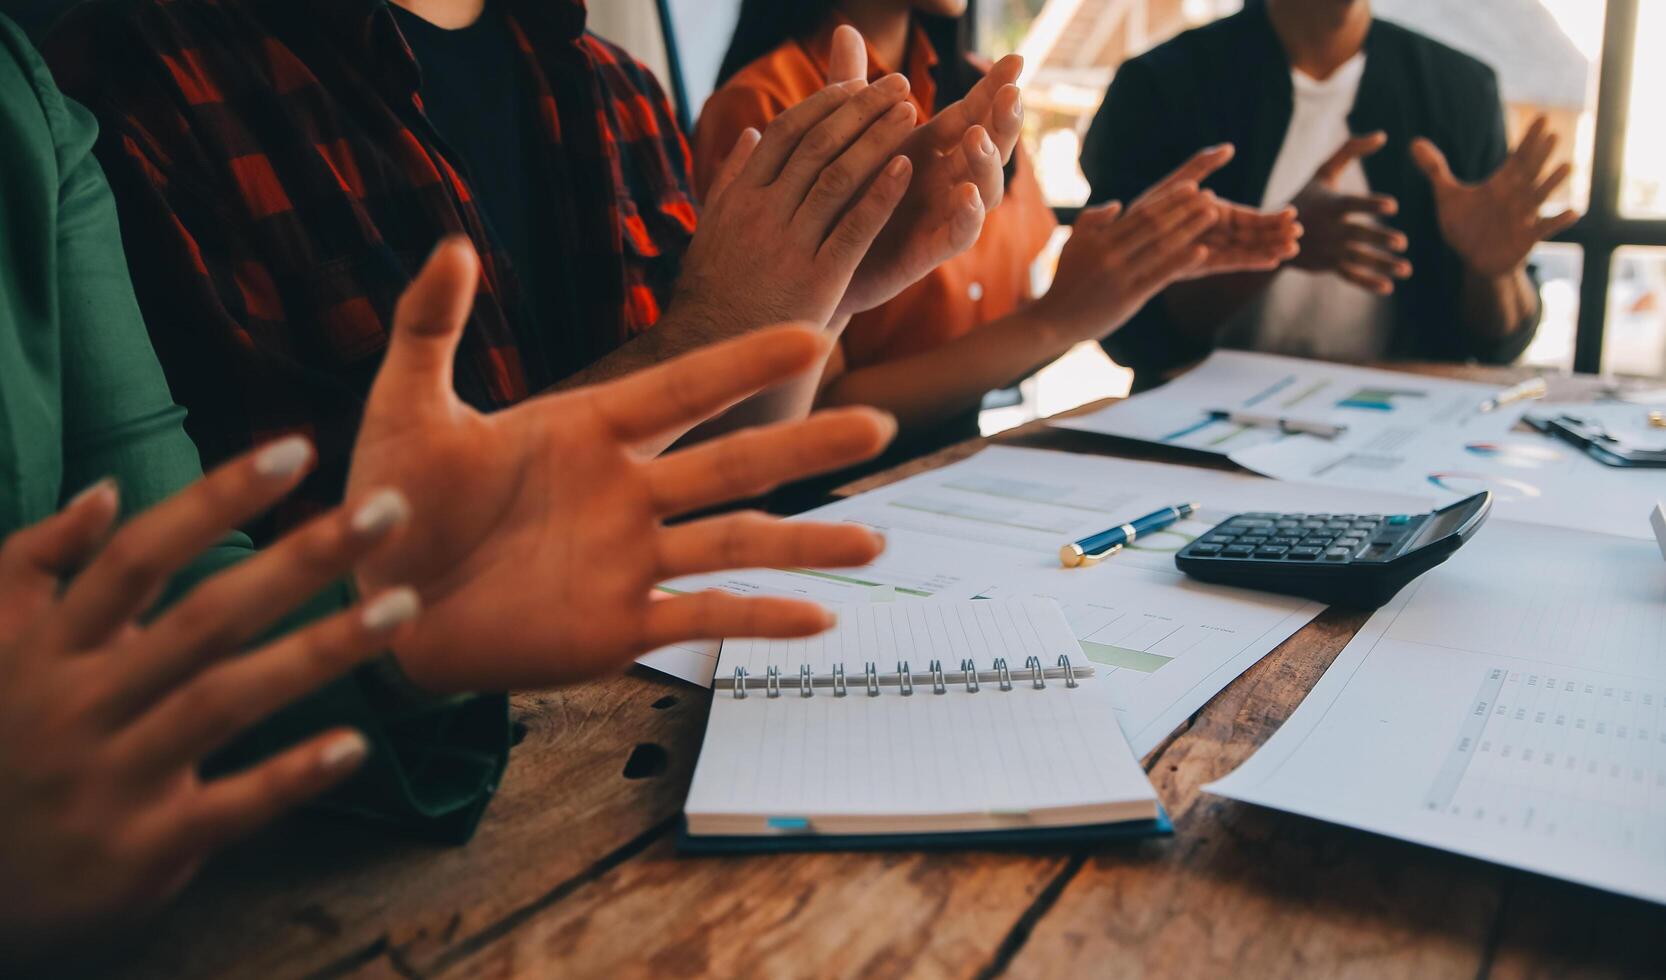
[872,531,888,551]
[822,609,839,630]
[362,586,421,633]
[876,73,909,95]
[885,101,914,123]
[69,477,118,511]
[351,488,411,539]
[254,437,313,480]
[886,156,910,178]
[321,731,370,771]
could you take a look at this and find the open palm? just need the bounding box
[1413,117,1579,279]
[347,241,892,693]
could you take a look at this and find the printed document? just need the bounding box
[642,447,1425,757]
[1208,518,1666,905]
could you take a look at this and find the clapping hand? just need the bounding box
[822,25,1026,318]
[1412,116,1580,278]
[1136,144,1304,277]
[350,240,895,694]
[1287,132,1412,294]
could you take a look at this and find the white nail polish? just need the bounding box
[320,732,370,771]
[362,586,421,632]
[350,489,411,538]
[254,437,313,479]
[68,477,118,511]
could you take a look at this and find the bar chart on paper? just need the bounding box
[977,564,1322,757]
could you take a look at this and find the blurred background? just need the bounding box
[9,0,1662,430]
[611,0,1666,430]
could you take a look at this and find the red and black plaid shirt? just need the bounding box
[45,0,698,540]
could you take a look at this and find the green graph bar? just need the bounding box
[784,568,933,598]
[1080,641,1173,673]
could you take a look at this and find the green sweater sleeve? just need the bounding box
[0,15,506,843]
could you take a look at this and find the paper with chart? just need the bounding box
[641,446,1428,759]
[685,599,1159,836]
[1233,400,1666,541]
[1208,519,1666,905]
[1052,350,1513,456]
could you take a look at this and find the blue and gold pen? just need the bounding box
[1060,502,1200,568]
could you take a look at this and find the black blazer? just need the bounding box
[1081,1,1539,389]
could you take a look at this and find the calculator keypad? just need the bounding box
[1182,512,1427,565]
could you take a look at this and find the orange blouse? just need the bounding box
[693,18,1057,375]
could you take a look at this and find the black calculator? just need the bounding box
[1174,492,1493,608]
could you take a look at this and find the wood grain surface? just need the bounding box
[85,364,1664,980]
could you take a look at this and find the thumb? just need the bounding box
[829,24,867,84]
[1075,200,1124,232]
[376,237,479,411]
[1410,137,1457,189]
[1316,131,1388,183]
[708,127,760,206]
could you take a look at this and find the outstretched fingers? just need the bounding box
[376,238,480,414]
[140,728,371,875]
[657,512,885,579]
[104,488,413,720]
[0,479,120,595]
[52,437,319,651]
[641,591,838,649]
[1319,131,1389,184]
[645,407,897,517]
[114,589,419,775]
[582,326,831,445]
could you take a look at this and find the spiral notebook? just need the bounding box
[681,599,1167,852]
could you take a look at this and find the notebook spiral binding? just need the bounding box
[721,655,1092,698]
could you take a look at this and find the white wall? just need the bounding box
[585,0,674,94]
[664,0,743,122]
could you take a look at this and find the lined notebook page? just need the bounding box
[685,600,1157,834]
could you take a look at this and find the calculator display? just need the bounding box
[1405,503,1475,550]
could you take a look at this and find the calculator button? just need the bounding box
[1224,544,1255,557]
[1337,537,1364,549]
[1324,521,1351,531]
[1275,520,1300,529]
[1240,536,1269,546]
[1269,536,1302,546]
[1334,514,1357,521]
[1352,521,1379,531]
[1301,536,1334,548]
[1254,546,1289,558]
[1387,515,1410,525]
[1212,526,1244,537]
[1282,513,1307,521]
[1288,546,1323,559]
[1361,515,1383,521]
[1202,534,1238,545]
[1240,513,1280,520]
[1190,544,1223,556]
[1325,547,1352,560]
[1232,519,1275,529]
[1310,514,1332,521]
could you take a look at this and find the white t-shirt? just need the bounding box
[1232,53,1395,362]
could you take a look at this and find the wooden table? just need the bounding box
[102,364,1664,980]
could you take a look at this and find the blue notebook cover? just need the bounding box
[677,808,1173,855]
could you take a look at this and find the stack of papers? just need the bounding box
[1055,351,1666,541]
